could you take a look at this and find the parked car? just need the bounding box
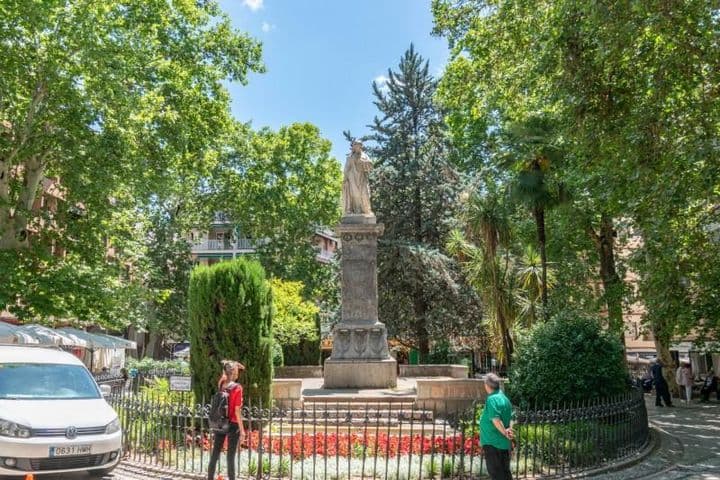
[0,345,122,477]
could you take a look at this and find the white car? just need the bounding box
[0,345,122,478]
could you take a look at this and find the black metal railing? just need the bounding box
[107,389,649,479]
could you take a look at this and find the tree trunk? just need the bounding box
[496,305,514,368]
[533,206,548,317]
[653,333,678,396]
[0,156,46,250]
[588,215,625,347]
[414,295,429,362]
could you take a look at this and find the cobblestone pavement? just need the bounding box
[592,396,720,480]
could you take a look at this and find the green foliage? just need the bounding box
[217,123,342,301]
[138,377,195,407]
[188,258,273,405]
[360,45,483,359]
[270,279,320,365]
[423,457,440,478]
[0,0,263,327]
[509,311,629,405]
[514,422,613,468]
[426,340,451,364]
[433,0,720,357]
[126,358,190,375]
[271,338,284,367]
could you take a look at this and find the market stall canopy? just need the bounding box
[57,327,137,350]
[0,322,136,350]
[0,321,39,344]
[22,324,78,346]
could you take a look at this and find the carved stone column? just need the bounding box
[323,214,397,388]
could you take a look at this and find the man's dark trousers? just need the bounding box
[655,381,672,406]
[485,444,513,480]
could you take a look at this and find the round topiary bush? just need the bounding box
[188,258,274,405]
[508,311,629,405]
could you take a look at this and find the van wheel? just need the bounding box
[89,466,117,478]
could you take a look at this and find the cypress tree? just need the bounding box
[188,258,273,405]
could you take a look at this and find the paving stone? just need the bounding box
[591,397,720,479]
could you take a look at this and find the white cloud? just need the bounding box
[374,75,390,91]
[261,21,276,33]
[243,0,263,12]
[373,75,392,94]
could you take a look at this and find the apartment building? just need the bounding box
[189,213,338,266]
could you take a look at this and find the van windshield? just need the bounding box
[0,363,101,400]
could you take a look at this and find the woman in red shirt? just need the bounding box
[207,360,245,480]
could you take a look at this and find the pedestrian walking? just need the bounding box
[479,373,514,480]
[651,359,673,407]
[676,362,693,403]
[207,360,245,480]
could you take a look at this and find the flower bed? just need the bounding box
[173,431,481,458]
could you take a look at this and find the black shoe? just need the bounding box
[656,404,663,407]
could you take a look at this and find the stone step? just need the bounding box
[274,409,433,421]
[302,397,416,406]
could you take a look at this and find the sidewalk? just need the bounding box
[592,396,720,479]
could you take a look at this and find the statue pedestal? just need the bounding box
[324,358,397,389]
[323,216,397,389]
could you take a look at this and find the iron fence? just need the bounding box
[107,389,648,479]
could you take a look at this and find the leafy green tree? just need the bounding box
[271,279,321,366]
[138,202,195,354]
[362,45,482,360]
[216,123,342,303]
[0,0,263,326]
[433,0,720,372]
[188,258,273,405]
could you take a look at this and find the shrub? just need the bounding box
[509,311,629,405]
[271,279,321,366]
[126,357,190,375]
[188,258,274,405]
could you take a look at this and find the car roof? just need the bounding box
[0,345,86,366]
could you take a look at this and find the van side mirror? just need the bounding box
[100,384,112,398]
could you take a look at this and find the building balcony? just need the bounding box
[191,238,257,254]
[315,250,335,263]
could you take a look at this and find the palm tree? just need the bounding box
[515,245,556,327]
[447,190,516,366]
[502,116,567,317]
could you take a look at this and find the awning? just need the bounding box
[57,327,136,350]
[0,321,135,350]
[0,321,39,344]
[22,324,78,346]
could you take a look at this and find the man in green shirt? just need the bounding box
[479,373,514,480]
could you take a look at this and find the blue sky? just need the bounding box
[218,0,448,162]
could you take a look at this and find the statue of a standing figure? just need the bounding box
[342,140,373,215]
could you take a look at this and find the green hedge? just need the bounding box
[188,258,273,405]
[509,311,629,405]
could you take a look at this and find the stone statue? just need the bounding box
[342,140,373,215]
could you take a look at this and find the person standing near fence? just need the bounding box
[207,360,245,480]
[651,359,673,407]
[480,373,514,480]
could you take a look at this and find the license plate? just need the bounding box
[49,445,92,457]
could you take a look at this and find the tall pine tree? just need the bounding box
[363,45,482,361]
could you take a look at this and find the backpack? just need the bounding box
[209,382,237,433]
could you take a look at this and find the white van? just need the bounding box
[0,345,122,477]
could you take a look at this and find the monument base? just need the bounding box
[323,357,398,389]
